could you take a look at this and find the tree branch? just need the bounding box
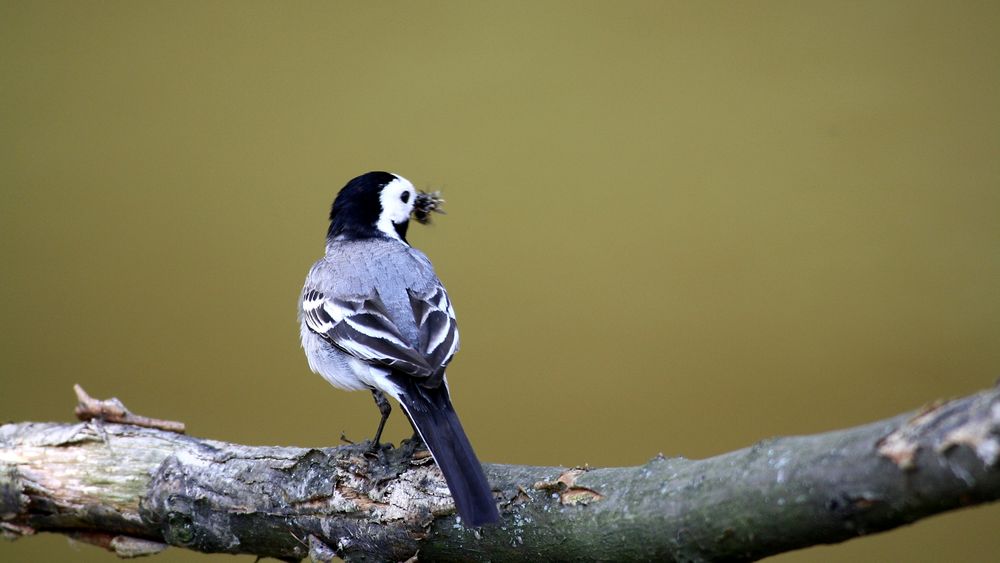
[2,385,1000,561]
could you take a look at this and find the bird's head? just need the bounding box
[327,171,417,242]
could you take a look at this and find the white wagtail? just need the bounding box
[299,171,500,527]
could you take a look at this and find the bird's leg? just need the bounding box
[369,389,391,451]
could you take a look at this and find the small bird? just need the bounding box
[299,171,500,527]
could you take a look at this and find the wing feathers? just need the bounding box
[303,288,444,377]
[407,287,460,369]
[424,310,451,354]
[326,321,431,374]
[303,280,459,379]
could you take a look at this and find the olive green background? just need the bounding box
[2,1,999,561]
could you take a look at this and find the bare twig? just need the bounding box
[73,384,185,434]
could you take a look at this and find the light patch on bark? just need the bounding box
[532,468,604,505]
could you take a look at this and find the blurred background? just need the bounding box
[2,1,999,561]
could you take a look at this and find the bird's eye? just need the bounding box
[400,191,411,203]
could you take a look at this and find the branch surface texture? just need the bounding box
[2,386,1000,561]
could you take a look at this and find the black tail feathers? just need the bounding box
[393,378,500,527]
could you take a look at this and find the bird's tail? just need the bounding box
[393,377,500,527]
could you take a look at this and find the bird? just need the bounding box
[298,171,500,527]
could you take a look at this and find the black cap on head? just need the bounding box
[327,171,399,241]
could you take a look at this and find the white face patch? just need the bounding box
[376,175,416,240]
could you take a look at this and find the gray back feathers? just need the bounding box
[301,237,459,382]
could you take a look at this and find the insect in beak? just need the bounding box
[413,190,446,224]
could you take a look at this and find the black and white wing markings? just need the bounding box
[302,288,433,377]
[407,285,460,370]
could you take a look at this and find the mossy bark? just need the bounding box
[2,387,1000,561]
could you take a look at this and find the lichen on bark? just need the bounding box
[2,385,1000,561]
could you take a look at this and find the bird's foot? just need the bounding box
[364,440,387,459]
[400,433,429,459]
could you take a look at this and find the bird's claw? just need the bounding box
[364,440,385,459]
